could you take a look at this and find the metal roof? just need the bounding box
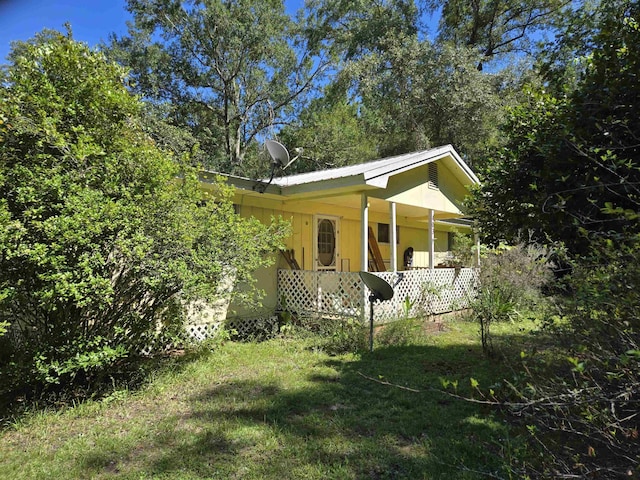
[200,144,479,198]
[269,144,479,189]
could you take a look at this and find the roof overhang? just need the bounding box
[266,145,479,199]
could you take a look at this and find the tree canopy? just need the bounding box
[109,0,327,175]
[426,0,572,70]
[106,0,544,171]
[470,0,640,251]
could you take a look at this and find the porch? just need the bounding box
[277,267,478,324]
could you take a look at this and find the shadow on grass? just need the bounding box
[77,336,536,480]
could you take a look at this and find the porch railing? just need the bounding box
[277,268,479,324]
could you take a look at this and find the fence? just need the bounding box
[277,268,478,324]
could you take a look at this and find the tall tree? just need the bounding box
[469,0,640,251]
[425,0,573,70]
[278,96,378,172]
[302,0,519,163]
[109,0,326,174]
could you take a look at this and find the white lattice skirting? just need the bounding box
[277,268,478,324]
[138,268,478,353]
[136,316,279,355]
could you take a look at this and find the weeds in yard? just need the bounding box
[279,314,368,355]
[376,318,427,347]
[0,316,538,480]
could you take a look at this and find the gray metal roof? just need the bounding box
[269,144,479,188]
[200,144,479,197]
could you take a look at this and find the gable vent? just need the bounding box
[428,162,439,189]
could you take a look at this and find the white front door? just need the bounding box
[314,215,340,271]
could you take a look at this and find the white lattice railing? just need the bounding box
[277,268,478,324]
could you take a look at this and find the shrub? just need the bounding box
[0,30,288,401]
[470,243,555,356]
[510,239,640,477]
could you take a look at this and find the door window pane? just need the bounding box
[318,219,335,266]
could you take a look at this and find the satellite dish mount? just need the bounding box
[359,271,397,352]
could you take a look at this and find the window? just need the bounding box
[428,162,439,189]
[317,218,336,267]
[377,223,399,244]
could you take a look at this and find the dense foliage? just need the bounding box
[519,241,640,477]
[105,0,555,172]
[467,0,640,475]
[471,0,640,251]
[0,30,288,399]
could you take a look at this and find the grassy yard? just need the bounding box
[0,318,536,479]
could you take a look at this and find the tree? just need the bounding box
[0,29,288,395]
[425,0,573,70]
[303,0,420,61]
[302,0,518,163]
[277,96,378,172]
[109,0,326,175]
[470,0,640,251]
[465,3,640,476]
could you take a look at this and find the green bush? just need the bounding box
[470,243,555,357]
[0,30,288,401]
[512,239,640,477]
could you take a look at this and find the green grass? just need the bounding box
[0,318,538,479]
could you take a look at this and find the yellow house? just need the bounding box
[199,144,479,328]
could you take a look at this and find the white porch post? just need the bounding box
[390,202,397,272]
[428,209,435,269]
[361,193,369,272]
[474,232,481,267]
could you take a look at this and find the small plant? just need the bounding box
[376,318,425,346]
[415,281,444,318]
[401,295,415,320]
[470,243,555,357]
[319,317,368,355]
[443,230,476,267]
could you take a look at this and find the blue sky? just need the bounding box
[0,0,306,62]
[0,0,132,61]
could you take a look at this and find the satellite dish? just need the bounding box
[254,140,299,193]
[359,271,394,302]
[265,140,290,167]
[359,271,395,352]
